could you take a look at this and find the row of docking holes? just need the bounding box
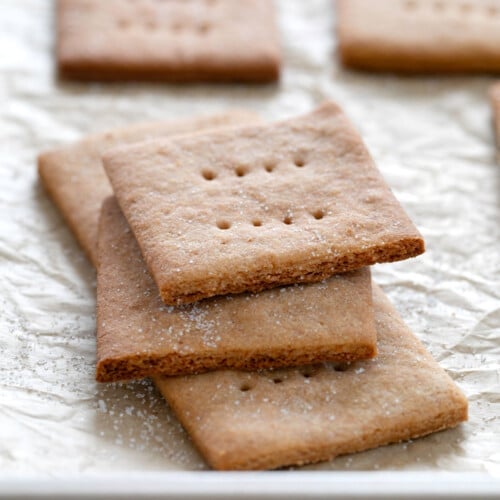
[239,364,350,392]
[126,0,217,4]
[404,0,499,15]
[118,19,212,33]
[204,158,317,230]
[216,208,325,231]
[202,158,306,182]
[119,0,217,31]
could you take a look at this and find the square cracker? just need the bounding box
[104,101,425,305]
[491,83,500,150]
[155,285,468,470]
[38,111,259,266]
[57,0,281,83]
[337,0,500,73]
[96,197,377,382]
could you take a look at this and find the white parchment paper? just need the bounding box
[0,0,499,476]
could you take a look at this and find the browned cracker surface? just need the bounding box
[38,111,259,266]
[104,101,425,305]
[156,285,468,470]
[96,197,377,382]
[337,0,500,73]
[57,0,281,82]
[492,83,500,149]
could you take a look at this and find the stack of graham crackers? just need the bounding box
[38,102,468,470]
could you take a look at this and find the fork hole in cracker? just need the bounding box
[283,215,293,225]
[240,383,252,392]
[312,209,324,220]
[294,157,306,168]
[118,19,131,29]
[272,377,283,384]
[333,363,350,372]
[216,220,231,230]
[460,2,472,13]
[252,219,262,227]
[300,368,316,379]
[201,169,216,181]
[403,0,418,10]
[235,165,248,177]
[197,22,211,34]
[264,161,275,173]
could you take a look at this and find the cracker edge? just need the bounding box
[95,196,377,382]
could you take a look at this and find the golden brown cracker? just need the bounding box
[96,197,377,382]
[57,0,281,82]
[337,0,500,73]
[156,285,468,470]
[38,111,259,265]
[104,101,424,305]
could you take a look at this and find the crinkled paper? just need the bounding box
[0,0,499,476]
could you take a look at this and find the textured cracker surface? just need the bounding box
[104,101,425,305]
[156,285,468,470]
[57,0,281,82]
[96,197,376,382]
[337,0,500,73]
[38,111,259,265]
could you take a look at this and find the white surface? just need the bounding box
[0,0,499,491]
[1,472,500,499]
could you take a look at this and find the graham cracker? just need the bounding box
[337,0,500,73]
[38,111,259,266]
[96,197,377,382]
[104,101,425,305]
[156,285,468,470]
[491,83,500,150]
[57,0,281,82]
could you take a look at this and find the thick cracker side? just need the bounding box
[104,101,425,305]
[337,0,500,73]
[57,0,281,82]
[38,111,260,266]
[156,285,468,470]
[96,197,377,382]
